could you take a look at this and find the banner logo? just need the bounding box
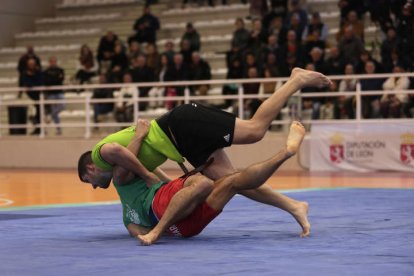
[400,133,414,164]
[329,133,344,163]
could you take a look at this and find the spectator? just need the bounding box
[242,67,262,118]
[145,43,161,74]
[243,52,262,77]
[247,18,268,58]
[336,10,365,42]
[92,74,114,124]
[43,57,65,135]
[130,5,160,44]
[284,12,306,44]
[97,31,118,74]
[222,56,244,109]
[17,45,41,75]
[179,39,193,65]
[108,41,129,83]
[164,53,190,109]
[381,65,410,118]
[75,44,97,84]
[259,65,281,95]
[161,40,176,65]
[262,34,279,63]
[127,41,143,66]
[360,61,385,118]
[381,27,402,72]
[354,49,383,74]
[231,18,250,52]
[325,45,345,75]
[148,54,169,109]
[320,81,338,120]
[114,73,137,123]
[226,43,244,70]
[19,58,43,135]
[278,30,304,75]
[337,0,365,25]
[264,52,281,77]
[249,0,269,19]
[129,54,155,111]
[383,47,412,74]
[284,0,308,32]
[267,16,284,38]
[302,12,328,55]
[365,0,393,33]
[262,0,288,33]
[308,47,327,74]
[337,63,357,118]
[396,3,414,61]
[337,25,364,65]
[301,63,327,119]
[189,51,212,98]
[181,22,201,52]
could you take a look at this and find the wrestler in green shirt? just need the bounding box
[92,120,184,171]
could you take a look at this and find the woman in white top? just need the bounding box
[380,65,410,118]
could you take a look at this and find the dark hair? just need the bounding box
[78,151,92,182]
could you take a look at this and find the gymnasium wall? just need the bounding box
[0,132,306,171]
[0,0,57,47]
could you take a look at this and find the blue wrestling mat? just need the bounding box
[1,188,413,275]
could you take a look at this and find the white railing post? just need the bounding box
[39,93,46,138]
[85,93,91,139]
[238,85,244,119]
[184,87,190,104]
[356,82,362,121]
[134,87,139,121]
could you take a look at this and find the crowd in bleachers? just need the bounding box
[15,0,414,135]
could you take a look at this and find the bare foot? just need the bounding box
[137,231,161,246]
[291,201,311,238]
[290,67,332,89]
[286,121,306,156]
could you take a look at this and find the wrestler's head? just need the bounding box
[78,151,112,189]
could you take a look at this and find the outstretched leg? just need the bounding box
[233,68,332,144]
[138,121,308,245]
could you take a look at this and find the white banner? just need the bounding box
[310,123,414,172]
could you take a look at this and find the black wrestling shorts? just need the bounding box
[156,103,236,167]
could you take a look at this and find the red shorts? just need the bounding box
[152,178,221,237]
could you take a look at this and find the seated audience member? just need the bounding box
[19,58,43,135]
[242,67,262,118]
[97,31,118,74]
[302,12,329,44]
[75,44,97,84]
[325,45,345,76]
[337,0,365,25]
[164,53,190,109]
[247,18,268,58]
[279,12,305,46]
[301,63,327,119]
[336,63,357,119]
[189,52,212,99]
[360,61,385,118]
[222,56,243,109]
[127,41,143,66]
[307,47,327,74]
[181,22,201,52]
[43,57,65,135]
[108,41,129,83]
[92,75,114,124]
[243,52,262,78]
[145,43,161,74]
[179,39,193,66]
[130,5,160,44]
[262,34,279,64]
[354,49,383,74]
[337,25,364,65]
[148,54,169,109]
[319,81,338,120]
[114,73,137,123]
[284,0,308,32]
[336,10,364,42]
[380,27,402,72]
[381,65,410,118]
[161,40,176,65]
[231,18,250,52]
[17,45,41,75]
[278,30,304,75]
[129,55,155,111]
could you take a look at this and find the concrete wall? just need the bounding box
[0,0,57,48]
[0,132,308,171]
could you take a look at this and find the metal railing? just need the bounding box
[0,72,413,138]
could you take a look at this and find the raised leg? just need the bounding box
[233,68,332,144]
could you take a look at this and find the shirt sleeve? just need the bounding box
[91,143,113,170]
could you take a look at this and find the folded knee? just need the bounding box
[191,175,214,198]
